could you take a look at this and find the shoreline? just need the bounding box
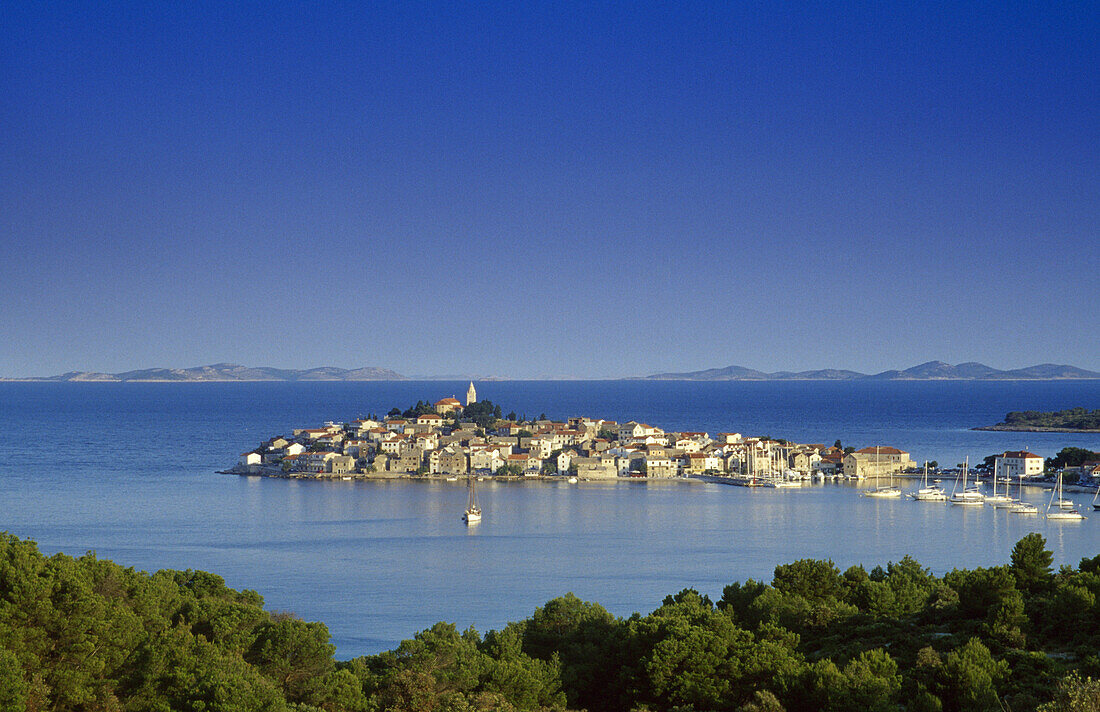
[222,469,1100,494]
[972,425,1100,433]
[220,469,704,484]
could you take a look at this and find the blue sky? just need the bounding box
[2,2,1097,378]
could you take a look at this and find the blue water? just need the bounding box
[1,380,1098,657]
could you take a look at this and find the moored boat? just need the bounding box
[1046,471,1084,521]
[984,460,1015,506]
[863,446,901,498]
[949,457,984,506]
[911,462,946,501]
[463,475,482,524]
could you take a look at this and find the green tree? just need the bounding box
[772,559,843,602]
[0,648,27,712]
[246,618,336,700]
[1010,533,1054,593]
[938,638,1007,712]
[1038,671,1100,712]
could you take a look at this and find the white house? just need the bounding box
[238,452,262,469]
[996,451,1044,479]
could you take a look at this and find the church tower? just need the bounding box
[466,382,477,405]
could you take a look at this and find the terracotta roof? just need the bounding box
[855,446,907,455]
[1002,451,1042,459]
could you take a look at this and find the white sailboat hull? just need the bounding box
[865,487,902,498]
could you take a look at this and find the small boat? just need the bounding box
[463,475,482,524]
[341,476,352,481]
[1046,471,1084,521]
[911,462,946,501]
[1047,509,1085,520]
[445,476,458,482]
[1009,473,1037,514]
[1093,481,1100,511]
[567,476,578,484]
[949,457,985,505]
[984,460,1015,506]
[864,486,902,498]
[863,446,901,497]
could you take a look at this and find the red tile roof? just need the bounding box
[855,446,907,455]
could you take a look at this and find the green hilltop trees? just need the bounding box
[3,531,1100,711]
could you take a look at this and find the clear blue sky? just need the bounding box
[2,2,1097,378]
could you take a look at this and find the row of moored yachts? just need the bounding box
[864,458,1093,520]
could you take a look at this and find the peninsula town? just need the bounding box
[231,384,1081,485]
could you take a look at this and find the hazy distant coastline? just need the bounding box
[3,359,1099,382]
[0,364,408,383]
[641,360,1100,381]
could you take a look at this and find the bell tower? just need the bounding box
[466,382,477,405]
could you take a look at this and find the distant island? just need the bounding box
[975,407,1100,433]
[642,360,1100,381]
[0,363,408,382]
[4,359,1100,382]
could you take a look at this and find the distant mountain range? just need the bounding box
[4,363,408,382]
[642,361,1100,381]
[5,360,1099,382]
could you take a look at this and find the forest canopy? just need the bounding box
[998,408,1100,430]
[2,532,1100,711]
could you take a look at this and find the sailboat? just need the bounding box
[864,446,901,498]
[986,459,1016,507]
[1010,472,1038,515]
[463,475,482,524]
[1046,470,1084,520]
[1093,478,1100,511]
[949,456,984,505]
[911,462,946,501]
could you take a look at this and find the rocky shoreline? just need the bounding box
[972,425,1100,433]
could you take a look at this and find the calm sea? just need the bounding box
[2,380,1099,657]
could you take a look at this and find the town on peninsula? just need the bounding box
[230,383,1097,487]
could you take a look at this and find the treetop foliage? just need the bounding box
[1001,408,1100,430]
[2,531,1099,711]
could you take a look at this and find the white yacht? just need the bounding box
[1046,471,1084,521]
[1009,473,1038,514]
[984,460,1015,506]
[949,457,985,506]
[911,463,946,501]
[463,475,482,524]
[863,447,902,498]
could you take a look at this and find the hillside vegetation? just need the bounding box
[999,408,1100,430]
[2,532,1100,711]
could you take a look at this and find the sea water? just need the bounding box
[1,380,1098,656]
